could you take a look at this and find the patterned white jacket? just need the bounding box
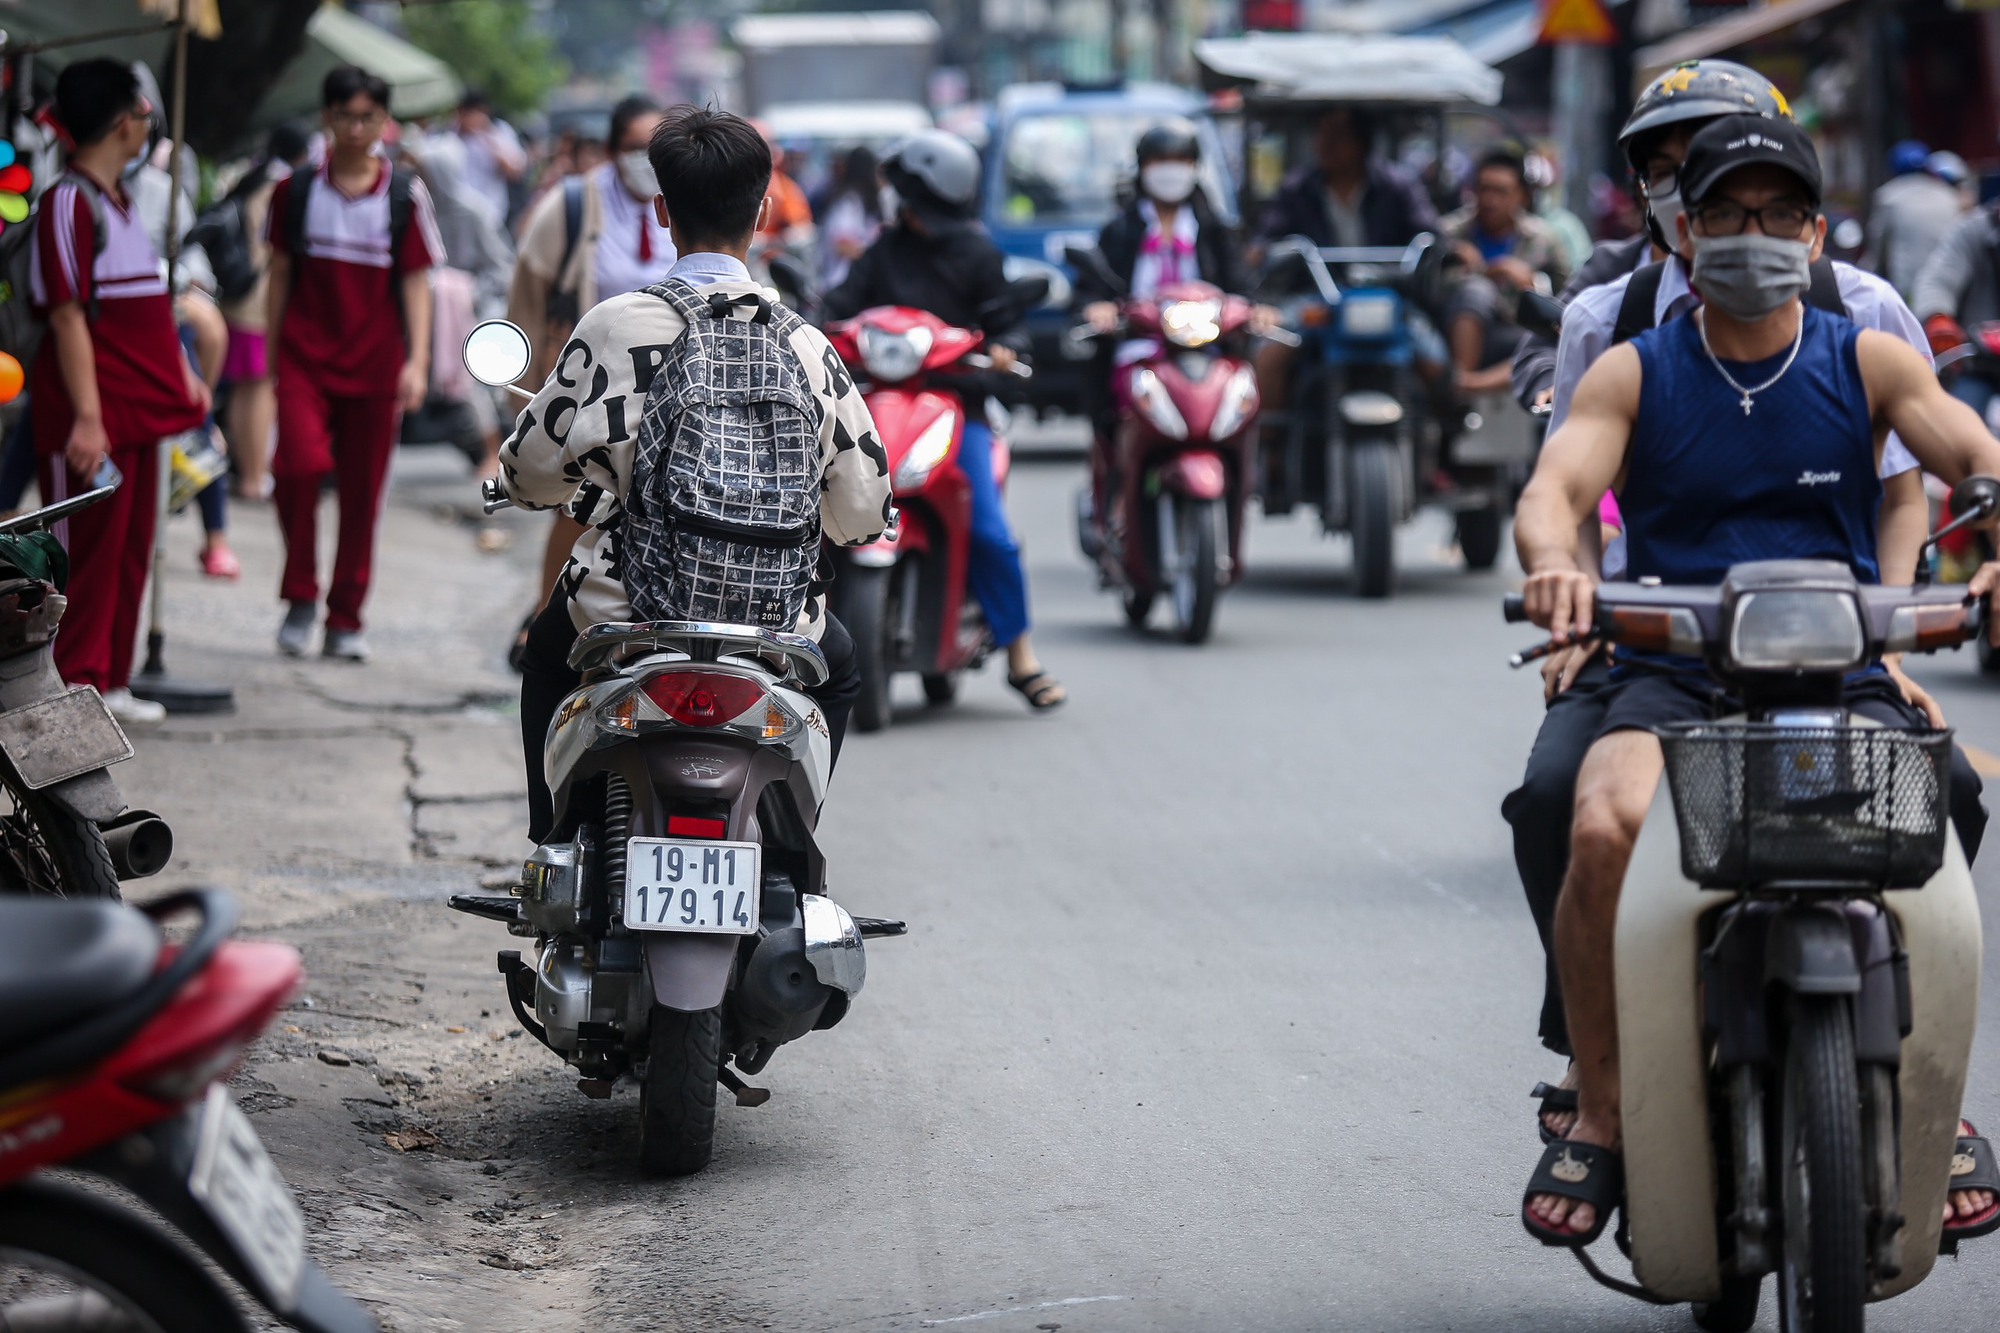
[498,255,892,642]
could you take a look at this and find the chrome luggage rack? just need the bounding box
[567,620,830,686]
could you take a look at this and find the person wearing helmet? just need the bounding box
[1502,61,1959,1144]
[1072,121,1264,530]
[1868,138,1963,300]
[823,129,1067,712]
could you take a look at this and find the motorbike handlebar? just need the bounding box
[481,477,515,515]
[1502,593,1526,623]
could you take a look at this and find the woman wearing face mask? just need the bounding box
[505,95,672,666]
[1074,122,1266,524]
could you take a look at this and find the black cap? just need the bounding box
[1679,113,1822,208]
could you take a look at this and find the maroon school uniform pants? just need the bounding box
[272,366,400,633]
[38,442,158,693]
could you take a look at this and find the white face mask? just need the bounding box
[879,184,901,220]
[1141,161,1198,205]
[1648,185,1684,253]
[617,150,656,201]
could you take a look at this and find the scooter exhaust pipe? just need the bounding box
[101,811,173,881]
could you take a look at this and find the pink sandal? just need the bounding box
[199,545,242,581]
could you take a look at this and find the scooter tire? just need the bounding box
[1350,440,1399,600]
[921,673,960,706]
[1693,1274,1762,1333]
[843,565,894,734]
[638,1003,722,1178]
[0,1177,252,1332]
[1456,504,1505,573]
[1776,994,1866,1333]
[1122,589,1154,629]
[1169,496,1221,645]
[0,771,121,900]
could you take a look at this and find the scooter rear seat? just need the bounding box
[0,899,160,1049]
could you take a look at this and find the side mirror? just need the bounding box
[1516,290,1564,342]
[975,275,1052,327]
[1951,475,2000,520]
[1063,245,1128,301]
[464,319,533,389]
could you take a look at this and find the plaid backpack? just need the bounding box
[622,280,824,631]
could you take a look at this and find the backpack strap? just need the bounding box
[558,176,585,288]
[1610,260,1668,346]
[55,171,111,323]
[387,166,415,333]
[1805,255,1845,317]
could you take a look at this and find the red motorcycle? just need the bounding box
[1070,266,1282,644]
[824,289,1039,732]
[0,887,376,1331]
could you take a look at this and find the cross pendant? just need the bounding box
[1740,393,1754,416]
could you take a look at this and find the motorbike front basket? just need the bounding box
[1657,721,1952,889]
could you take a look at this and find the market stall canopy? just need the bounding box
[0,0,180,66]
[256,5,461,126]
[1633,0,1858,85]
[1193,34,1504,107]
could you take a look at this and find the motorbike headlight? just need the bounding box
[1209,365,1259,440]
[1339,293,1400,340]
[859,325,933,383]
[1130,367,1188,441]
[895,412,958,491]
[1160,299,1223,349]
[1728,590,1865,672]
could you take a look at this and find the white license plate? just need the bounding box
[624,837,761,934]
[187,1085,305,1309]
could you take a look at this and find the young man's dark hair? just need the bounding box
[1477,148,1529,191]
[267,122,310,166]
[458,88,492,114]
[322,65,390,111]
[53,59,141,148]
[608,94,664,154]
[647,105,771,245]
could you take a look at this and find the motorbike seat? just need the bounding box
[0,899,160,1050]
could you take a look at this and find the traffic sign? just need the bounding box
[1538,0,1617,45]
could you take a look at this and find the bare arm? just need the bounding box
[1513,344,1642,640]
[47,303,108,475]
[264,251,290,356]
[1859,328,2000,484]
[399,269,433,413]
[1874,467,1928,587]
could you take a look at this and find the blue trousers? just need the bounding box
[957,419,1030,648]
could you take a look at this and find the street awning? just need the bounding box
[1194,33,1504,106]
[1634,0,1861,82]
[254,5,461,127]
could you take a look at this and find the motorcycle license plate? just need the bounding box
[624,838,760,934]
[187,1084,305,1309]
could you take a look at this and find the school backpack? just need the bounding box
[187,172,264,305]
[0,169,106,365]
[283,165,417,325]
[621,280,824,632]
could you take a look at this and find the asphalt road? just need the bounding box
[122,433,2000,1331]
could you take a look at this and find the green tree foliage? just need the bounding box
[402,0,570,119]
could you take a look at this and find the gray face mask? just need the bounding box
[1690,233,1812,320]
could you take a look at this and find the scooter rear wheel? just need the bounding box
[1776,994,1866,1333]
[639,1003,722,1177]
[0,773,120,900]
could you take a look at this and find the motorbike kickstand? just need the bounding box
[718,1066,771,1107]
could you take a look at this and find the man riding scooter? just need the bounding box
[1514,116,2000,1247]
[1501,61,1964,1146]
[823,129,1066,712]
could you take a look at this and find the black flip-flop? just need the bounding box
[1008,671,1067,711]
[1943,1123,2000,1250]
[1532,1081,1578,1145]
[1522,1139,1623,1248]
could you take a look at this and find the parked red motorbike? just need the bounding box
[1069,259,1284,643]
[0,887,376,1331]
[823,286,1041,731]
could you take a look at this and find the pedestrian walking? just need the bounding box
[29,59,209,724]
[265,65,441,662]
[1868,139,1964,301]
[216,124,310,504]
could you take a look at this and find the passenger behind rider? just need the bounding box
[502,107,891,841]
[1502,65,1967,1123]
[1516,116,2000,1245]
[1073,120,1271,531]
[1435,148,1571,397]
[822,130,1067,712]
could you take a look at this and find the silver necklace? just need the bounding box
[1697,309,1806,416]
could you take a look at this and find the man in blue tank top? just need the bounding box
[1515,116,2000,1244]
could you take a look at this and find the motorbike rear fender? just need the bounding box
[81,1109,378,1333]
[1156,450,1228,501]
[646,934,738,1013]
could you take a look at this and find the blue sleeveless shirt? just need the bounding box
[1622,305,1880,588]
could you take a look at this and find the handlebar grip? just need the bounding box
[1503,593,1527,623]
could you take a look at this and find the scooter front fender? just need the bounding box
[1156,450,1227,501]
[645,933,737,1013]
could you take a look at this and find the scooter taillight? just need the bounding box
[640,670,770,728]
[117,940,302,1106]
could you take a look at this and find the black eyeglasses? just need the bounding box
[1690,200,1817,240]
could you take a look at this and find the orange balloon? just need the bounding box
[0,354,21,406]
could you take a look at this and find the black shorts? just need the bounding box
[1594,669,1928,742]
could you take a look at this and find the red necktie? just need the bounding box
[638,213,652,264]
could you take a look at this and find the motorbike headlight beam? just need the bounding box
[859,325,934,384]
[1727,590,1866,673]
[1160,299,1223,349]
[1208,366,1259,441]
[894,412,958,491]
[1131,367,1189,441]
